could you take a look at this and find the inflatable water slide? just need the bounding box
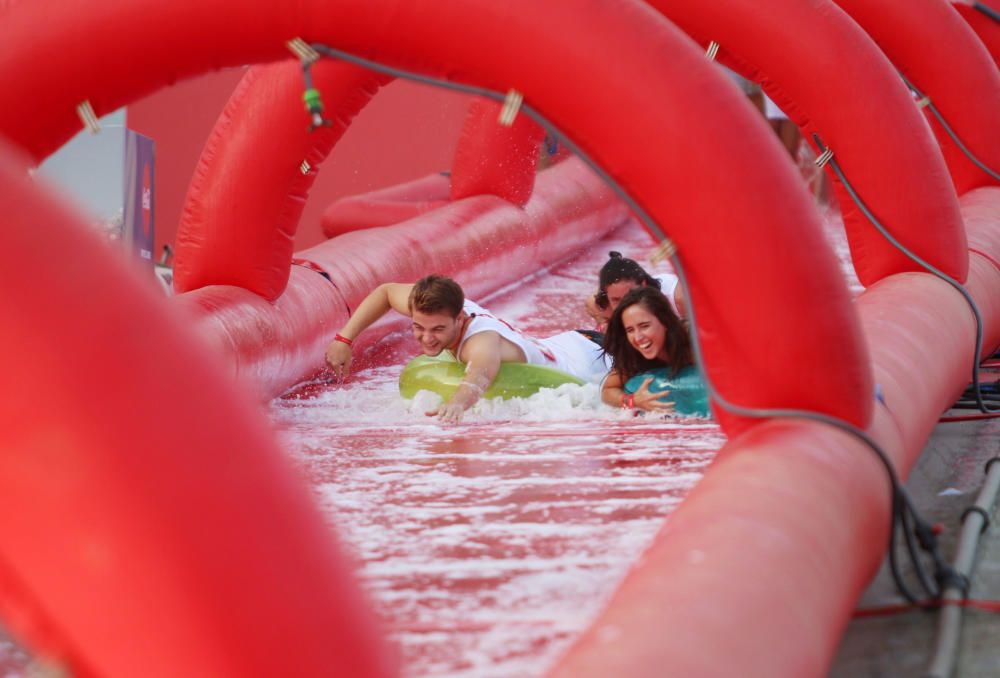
[2,0,1000,676]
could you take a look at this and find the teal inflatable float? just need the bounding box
[398,355,584,400]
[624,366,711,416]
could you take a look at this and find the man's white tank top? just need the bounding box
[452,301,555,366]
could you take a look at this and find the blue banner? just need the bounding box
[123,130,155,266]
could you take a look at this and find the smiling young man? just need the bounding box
[325,275,609,423]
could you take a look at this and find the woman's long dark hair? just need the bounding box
[595,251,661,310]
[603,287,692,381]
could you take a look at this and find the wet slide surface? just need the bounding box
[0,211,855,677]
[271,210,857,676]
[272,219,723,676]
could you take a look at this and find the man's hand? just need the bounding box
[325,340,353,380]
[426,333,502,423]
[632,377,676,413]
[425,379,486,424]
[322,283,416,382]
[426,400,466,424]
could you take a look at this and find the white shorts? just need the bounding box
[538,331,611,384]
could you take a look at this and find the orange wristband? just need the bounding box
[621,393,635,409]
[334,333,353,347]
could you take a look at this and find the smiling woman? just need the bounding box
[601,286,698,413]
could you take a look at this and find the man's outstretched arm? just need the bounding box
[431,331,503,423]
[325,283,413,378]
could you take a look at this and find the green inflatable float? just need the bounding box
[399,355,711,417]
[398,354,583,400]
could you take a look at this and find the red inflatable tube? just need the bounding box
[185,87,539,294]
[0,143,392,677]
[954,0,1000,67]
[645,0,968,287]
[180,157,631,400]
[0,0,874,434]
[449,97,545,205]
[306,169,624,386]
[173,265,351,399]
[833,0,1000,196]
[174,59,390,300]
[552,266,1000,677]
[321,172,451,238]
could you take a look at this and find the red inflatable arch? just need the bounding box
[177,67,544,300]
[0,140,391,677]
[174,59,390,299]
[833,0,1000,196]
[0,0,873,435]
[643,0,968,287]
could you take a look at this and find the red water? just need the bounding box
[272,219,725,676]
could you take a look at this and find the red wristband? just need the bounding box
[334,333,353,347]
[621,393,634,409]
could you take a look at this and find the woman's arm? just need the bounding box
[601,370,628,408]
[603,371,676,413]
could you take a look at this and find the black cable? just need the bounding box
[956,398,1000,406]
[900,490,940,598]
[899,73,1000,183]
[887,488,922,603]
[963,384,1000,396]
[955,395,1000,404]
[301,42,957,605]
[973,1,1000,25]
[952,402,1000,410]
[956,394,1000,404]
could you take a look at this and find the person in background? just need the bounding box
[586,251,685,330]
